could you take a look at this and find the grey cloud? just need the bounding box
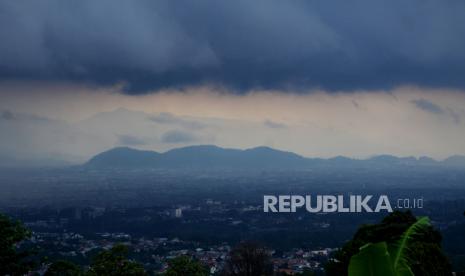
[411,99,444,115]
[161,130,196,144]
[411,99,462,124]
[264,120,287,129]
[0,110,52,122]
[148,113,206,129]
[1,0,465,92]
[117,134,148,146]
[1,111,15,120]
[448,108,461,124]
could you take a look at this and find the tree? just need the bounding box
[87,244,147,276]
[45,260,83,276]
[325,211,452,276]
[0,212,35,275]
[165,255,208,276]
[223,241,273,276]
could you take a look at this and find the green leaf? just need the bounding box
[348,217,430,276]
[388,217,430,275]
[348,242,396,276]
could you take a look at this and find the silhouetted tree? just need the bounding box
[0,212,35,275]
[87,244,147,276]
[165,255,208,276]
[325,211,452,276]
[223,241,273,276]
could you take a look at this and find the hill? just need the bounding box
[85,145,310,169]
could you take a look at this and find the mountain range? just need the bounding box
[84,145,465,169]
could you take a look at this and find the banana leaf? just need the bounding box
[348,217,430,276]
[348,242,396,276]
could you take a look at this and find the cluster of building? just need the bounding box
[272,248,336,275]
[25,230,337,275]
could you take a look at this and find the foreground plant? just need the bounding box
[348,217,430,276]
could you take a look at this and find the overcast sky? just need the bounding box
[1,0,465,164]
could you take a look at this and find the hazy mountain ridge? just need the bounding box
[86,145,309,169]
[84,146,465,169]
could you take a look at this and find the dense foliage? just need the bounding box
[86,244,147,276]
[326,211,452,276]
[45,260,83,276]
[0,213,35,275]
[165,255,208,276]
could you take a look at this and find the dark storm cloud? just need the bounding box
[1,0,465,93]
[411,99,444,114]
[161,130,196,144]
